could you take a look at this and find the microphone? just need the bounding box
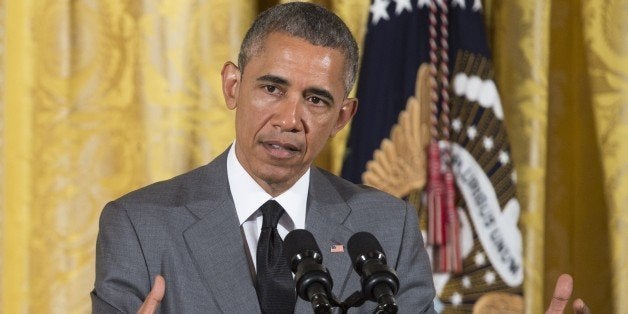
[284,229,334,314]
[347,232,399,313]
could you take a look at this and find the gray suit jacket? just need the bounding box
[92,150,435,313]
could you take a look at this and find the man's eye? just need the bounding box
[308,96,324,105]
[265,85,278,94]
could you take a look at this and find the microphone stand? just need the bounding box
[327,290,397,314]
[337,291,365,314]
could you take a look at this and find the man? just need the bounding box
[92,2,436,313]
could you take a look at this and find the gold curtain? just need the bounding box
[1,0,253,312]
[1,0,626,313]
[487,0,627,313]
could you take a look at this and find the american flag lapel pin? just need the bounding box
[330,243,344,253]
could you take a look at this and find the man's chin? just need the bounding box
[257,166,306,186]
[259,170,297,184]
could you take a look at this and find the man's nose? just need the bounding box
[272,97,304,132]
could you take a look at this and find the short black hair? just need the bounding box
[238,2,359,96]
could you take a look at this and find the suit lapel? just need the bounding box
[182,151,260,313]
[182,154,358,313]
[295,168,356,313]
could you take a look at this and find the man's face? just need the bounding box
[221,32,357,196]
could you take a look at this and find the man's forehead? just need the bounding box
[256,32,345,58]
[243,31,349,94]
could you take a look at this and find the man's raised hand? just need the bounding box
[137,275,165,314]
[546,274,590,314]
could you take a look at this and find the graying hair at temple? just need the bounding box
[237,2,359,96]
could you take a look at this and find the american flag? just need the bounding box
[342,0,523,311]
[330,244,344,253]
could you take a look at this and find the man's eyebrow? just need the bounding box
[305,87,335,104]
[257,74,335,104]
[257,74,289,86]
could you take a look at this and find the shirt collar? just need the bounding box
[227,142,309,229]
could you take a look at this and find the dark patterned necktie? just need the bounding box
[256,200,296,314]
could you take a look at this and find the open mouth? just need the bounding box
[268,142,298,151]
[262,141,300,157]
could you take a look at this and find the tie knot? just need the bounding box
[260,200,284,229]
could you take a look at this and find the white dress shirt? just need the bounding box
[227,142,308,271]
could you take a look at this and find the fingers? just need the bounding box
[573,298,590,314]
[545,274,573,314]
[137,275,166,314]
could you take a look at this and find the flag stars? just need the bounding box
[452,0,466,9]
[462,276,472,289]
[370,0,391,25]
[484,270,497,285]
[499,150,510,165]
[467,126,478,140]
[450,292,463,307]
[472,0,483,11]
[483,136,494,151]
[474,252,486,266]
[393,0,412,15]
[417,0,431,9]
[452,118,462,132]
[452,0,483,11]
[511,171,518,183]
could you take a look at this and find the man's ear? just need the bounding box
[331,98,358,136]
[221,61,241,110]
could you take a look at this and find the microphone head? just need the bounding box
[284,229,322,270]
[347,232,386,273]
[348,232,399,302]
[285,230,334,305]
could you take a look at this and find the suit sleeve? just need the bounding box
[92,201,153,313]
[394,201,436,313]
